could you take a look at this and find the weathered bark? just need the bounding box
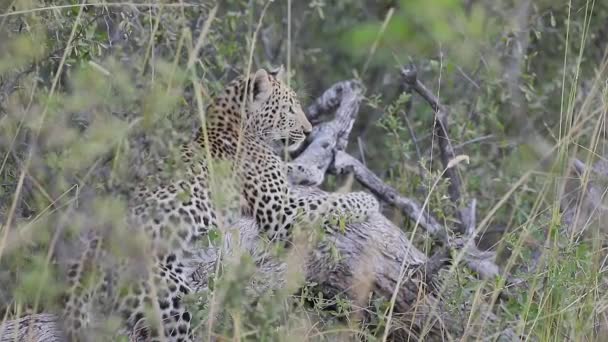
[0,314,66,342]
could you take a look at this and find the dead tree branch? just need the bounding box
[288,80,364,186]
[289,78,507,337]
[396,67,503,280]
[334,151,447,240]
[332,151,500,279]
[400,65,469,234]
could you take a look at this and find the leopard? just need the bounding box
[61,66,379,342]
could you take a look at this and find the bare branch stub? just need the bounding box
[288,80,363,186]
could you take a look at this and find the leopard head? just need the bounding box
[246,66,312,150]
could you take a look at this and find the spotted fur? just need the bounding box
[61,67,378,341]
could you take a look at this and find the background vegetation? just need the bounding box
[1,0,607,340]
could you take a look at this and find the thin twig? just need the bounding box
[453,134,496,149]
[400,109,423,174]
[400,65,469,234]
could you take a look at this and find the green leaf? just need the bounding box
[208,228,221,246]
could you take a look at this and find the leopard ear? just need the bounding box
[268,65,285,82]
[252,68,272,102]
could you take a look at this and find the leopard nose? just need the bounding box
[303,120,312,134]
[299,110,313,133]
